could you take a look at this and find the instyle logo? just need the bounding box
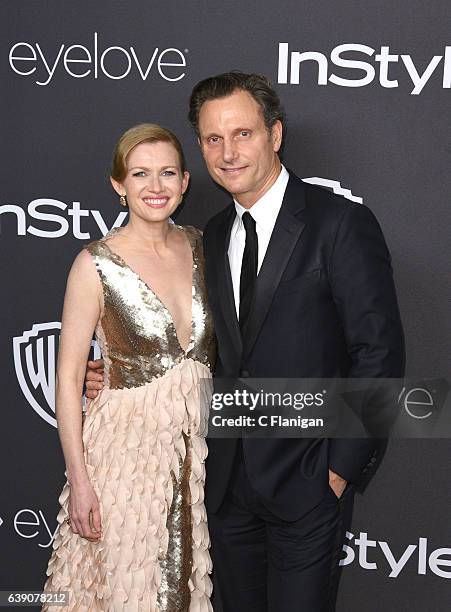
[9,32,187,86]
[0,181,357,240]
[0,198,128,239]
[278,42,451,94]
[341,531,451,579]
[13,322,101,428]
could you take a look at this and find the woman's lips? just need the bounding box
[142,196,169,208]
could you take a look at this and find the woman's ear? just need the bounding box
[110,176,125,197]
[181,171,190,195]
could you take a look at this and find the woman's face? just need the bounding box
[111,140,189,223]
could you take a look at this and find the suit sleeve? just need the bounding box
[327,203,405,483]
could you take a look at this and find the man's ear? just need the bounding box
[271,120,283,153]
[110,176,125,197]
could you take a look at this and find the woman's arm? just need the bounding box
[56,249,102,540]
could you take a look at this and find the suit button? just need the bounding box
[240,370,250,377]
[370,457,377,464]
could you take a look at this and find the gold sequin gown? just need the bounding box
[43,226,215,611]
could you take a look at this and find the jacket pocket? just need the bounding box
[276,268,322,296]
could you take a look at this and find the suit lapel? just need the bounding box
[243,174,306,360]
[216,206,243,357]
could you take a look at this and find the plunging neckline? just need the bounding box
[102,225,195,354]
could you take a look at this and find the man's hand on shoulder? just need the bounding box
[85,359,105,400]
[328,468,347,499]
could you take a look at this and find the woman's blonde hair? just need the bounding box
[111,123,186,181]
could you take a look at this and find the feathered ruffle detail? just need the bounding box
[43,359,213,611]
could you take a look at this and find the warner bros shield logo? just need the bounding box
[13,322,101,428]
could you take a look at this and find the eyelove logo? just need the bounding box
[9,32,187,86]
[278,42,451,94]
[13,508,58,549]
[341,531,451,579]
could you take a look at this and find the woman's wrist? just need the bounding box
[67,467,90,488]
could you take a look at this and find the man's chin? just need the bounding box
[216,177,250,195]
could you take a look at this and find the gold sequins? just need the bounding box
[86,226,216,390]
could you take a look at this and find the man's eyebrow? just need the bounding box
[202,132,221,139]
[202,127,252,139]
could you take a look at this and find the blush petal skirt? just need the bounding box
[43,359,213,611]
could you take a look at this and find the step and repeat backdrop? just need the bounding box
[1,1,450,610]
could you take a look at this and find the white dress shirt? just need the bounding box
[228,165,290,316]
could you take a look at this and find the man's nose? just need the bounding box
[222,138,238,163]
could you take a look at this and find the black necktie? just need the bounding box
[239,211,258,333]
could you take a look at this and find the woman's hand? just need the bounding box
[67,481,102,542]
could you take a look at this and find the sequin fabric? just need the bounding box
[86,225,215,389]
[43,225,215,611]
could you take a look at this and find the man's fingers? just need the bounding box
[86,371,104,383]
[88,359,103,370]
[87,359,104,368]
[85,390,99,400]
[86,380,103,389]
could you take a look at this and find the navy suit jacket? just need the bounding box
[203,172,405,520]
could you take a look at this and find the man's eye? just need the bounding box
[208,136,220,144]
[240,131,250,137]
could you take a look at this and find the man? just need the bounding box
[87,72,405,610]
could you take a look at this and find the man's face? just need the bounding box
[197,90,282,207]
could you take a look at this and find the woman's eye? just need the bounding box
[132,171,146,177]
[162,170,176,176]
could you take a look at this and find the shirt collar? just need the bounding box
[233,165,289,233]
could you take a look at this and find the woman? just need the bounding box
[43,124,215,611]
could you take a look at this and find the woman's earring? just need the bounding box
[119,195,127,207]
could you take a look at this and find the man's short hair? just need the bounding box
[188,71,285,137]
